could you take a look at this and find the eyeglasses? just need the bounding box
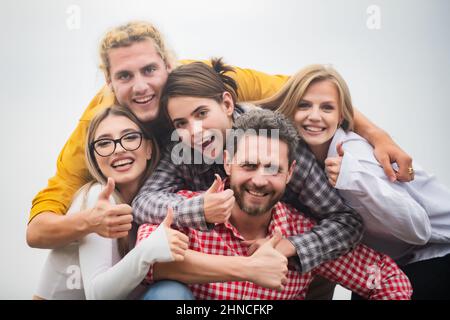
[91,132,143,157]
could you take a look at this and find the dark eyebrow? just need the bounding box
[172,106,208,123]
[239,160,258,166]
[95,128,138,140]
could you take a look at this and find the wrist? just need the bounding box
[232,256,253,282]
[72,209,94,236]
[366,126,391,146]
[277,238,297,258]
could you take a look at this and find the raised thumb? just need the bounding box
[336,142,345,157]
[98,177,115,201]
[268,229,283,248]
[206,174,222,194]
[163,206,174,227]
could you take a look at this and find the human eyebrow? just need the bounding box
[94,134,113,140]
[172,106,208,123]
[114,70,132,80]
[141,63,158,72]
[95,128,139,140]
[320,101,337,105]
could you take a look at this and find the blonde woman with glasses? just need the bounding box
[34,105,189,300]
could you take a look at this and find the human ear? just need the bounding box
[223,150,232,176]
[286,160,296,184]
[145,140,153,160]
[222,92,235,117]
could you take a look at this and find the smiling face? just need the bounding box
[293,80,342,158]
[93,114,152,189]
[107,39,171,123]
[224,134,294,216]
[167,93,234,159]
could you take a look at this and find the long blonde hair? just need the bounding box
[76,105,160,256]
[256,64,354,131]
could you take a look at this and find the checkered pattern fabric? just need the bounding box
[132,106,364,272]
[137,191,411,300]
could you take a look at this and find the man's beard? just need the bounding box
[231,184,282,216]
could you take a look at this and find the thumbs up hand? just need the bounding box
[162,206,189,261]
[245,229,288,291]
[87,177,133,238]
[324,142,344,187]
[203,174,235,224]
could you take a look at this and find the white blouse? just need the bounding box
[35,183,173,299]
[328,128,450,265]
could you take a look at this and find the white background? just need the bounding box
[1,0,449,299]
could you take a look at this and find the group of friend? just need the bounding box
[27,21,450,300]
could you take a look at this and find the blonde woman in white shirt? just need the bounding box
[258,64,450,300]
[34,105,189,299]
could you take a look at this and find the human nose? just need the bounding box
[251,168,269,187]
[113,139,127,154]
[307,106,321,121]
[132,74,149,95]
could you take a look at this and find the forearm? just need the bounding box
[26,211,91,249]
[133,191,209,230]
[289,210,363,273]
[82,225,172,300]
[353,109,391,146]
[317,244,412,300]
[367,257,412,300]
[153,250,250,284]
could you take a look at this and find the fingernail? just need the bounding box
[390,176,396,182]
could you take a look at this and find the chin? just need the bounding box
[112,174,138,186]
[132,106,159,123]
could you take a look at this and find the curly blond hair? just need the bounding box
[99,21,177,80]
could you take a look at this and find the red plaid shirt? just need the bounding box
[137,191,412,300]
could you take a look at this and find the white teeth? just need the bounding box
[112,159,133,168]
[305,126,324,132]
[134,96,153,104]
[247,190,267,197]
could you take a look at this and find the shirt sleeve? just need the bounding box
[335,147,432,245]
[285,142,364,273]
[132,148,211,230]
[29,86,115,222]
[78,187,174,300]
[314,244,412,300]
[135,224,162,285]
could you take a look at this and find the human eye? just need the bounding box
[196,108,209,119]
[143,65,156,75]
[321,104,336,112]
[241,163,258,170]
[123,132,141,141]
[297,101,311,109]
[95,139,113,149]
[264,164,280,175]
[174,120,187,129]
[115,71,132,81]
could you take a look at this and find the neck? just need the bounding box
[309,141,331,164]
[117,180,140,204]
[229,205,272,240]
